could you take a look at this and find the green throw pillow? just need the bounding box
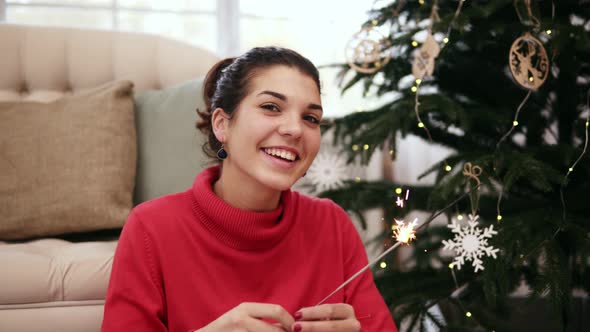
[133,79,212,205]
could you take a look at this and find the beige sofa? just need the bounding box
[0,23,218,332]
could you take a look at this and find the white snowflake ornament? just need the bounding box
[442,214,499,273]
[306,152,348,193]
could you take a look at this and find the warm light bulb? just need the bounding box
[363,144,369,150]
[546,29,552,35]
[415,78,422,85]
[418,122,424,128]
[445,165,452,172]
[424,249,428,252]
[419,0,425,5]
[569,167,574,172]
[497,215,503,221]
[528,76,534,82]
[389,150,395,155]
[513,120,519,126]
[395,187,402,195]
[380,261,387,268]
[352,144,359,151]
[449,263,454,269]
[355,177,361,182]
[466,311,472,318]
[411,86,418,93]
[443,37,449,44]
[411,40,418,47]
[371,20,378,26]
[457,214,464,220]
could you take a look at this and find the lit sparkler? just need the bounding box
[316,218,418,305]
[393,218,418,244]
[316,186,479,306]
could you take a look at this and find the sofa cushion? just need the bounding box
[0,81,136,240]
[0,304,105,332]
[0,239,116,304]
[133,78,210,204]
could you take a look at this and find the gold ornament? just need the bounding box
[412,32,440,80]
[462,162,482,187]
[509,32,549,90]
[345,26,391,74]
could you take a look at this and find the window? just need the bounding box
[1,0,376,117]
[238,0,376,117]
[3,0,217,52]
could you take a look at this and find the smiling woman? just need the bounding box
[195,48,324,211]
[101,47,398,332]
[210,65,322,209]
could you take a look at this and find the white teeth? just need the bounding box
[263,148,297,161]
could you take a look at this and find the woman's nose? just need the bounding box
[278,113,303,138]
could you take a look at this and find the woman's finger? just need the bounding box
[237,302,295,330]
[292,318,361,332]
[241,316,290,332]
[295,303,355,321]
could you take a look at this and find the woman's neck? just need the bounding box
[213,165,281,212]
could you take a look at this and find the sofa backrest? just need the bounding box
[0,23,219,102]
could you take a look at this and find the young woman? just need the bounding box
[102,47,397,332]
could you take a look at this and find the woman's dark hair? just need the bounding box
[196,46,321,161]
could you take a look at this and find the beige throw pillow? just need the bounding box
[0,81,136,240]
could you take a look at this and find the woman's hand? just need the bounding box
[291,304,361,332]
[196,302,294,332]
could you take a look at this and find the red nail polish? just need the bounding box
[294,311,303,321]
[294,323,302,332]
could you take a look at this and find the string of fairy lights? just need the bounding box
[560,90,590,221]
[495,0,550,222]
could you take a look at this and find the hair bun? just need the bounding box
[204,57,235,111]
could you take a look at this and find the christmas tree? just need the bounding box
[316,0,590,330]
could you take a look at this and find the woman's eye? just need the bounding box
[304,115,320,124]
[261,104,280,112]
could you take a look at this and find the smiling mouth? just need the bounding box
[262,148,300,162]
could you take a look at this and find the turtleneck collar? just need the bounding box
[191,166,295,251]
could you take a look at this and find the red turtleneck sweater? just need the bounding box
[102,166,397,331]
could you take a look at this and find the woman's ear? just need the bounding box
[211,108,229,143]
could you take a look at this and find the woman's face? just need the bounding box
[217,65,322,192]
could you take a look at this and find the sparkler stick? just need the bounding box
[316,240,406,306]
[316,186,479,306]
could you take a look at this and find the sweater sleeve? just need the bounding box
[101,210,168,332]
[334,204,398,332]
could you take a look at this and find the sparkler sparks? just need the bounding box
[395,196,404,208]
[395,189,410,208]
[393,218,418,244]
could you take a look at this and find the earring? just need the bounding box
[302,172,307,177]
[217,145,228,160]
